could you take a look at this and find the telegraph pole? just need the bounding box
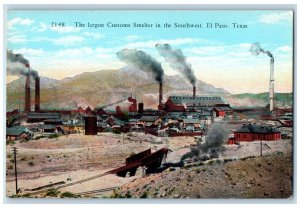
[260,139,262,157]
[11,147,18,195]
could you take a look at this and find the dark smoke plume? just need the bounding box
[155,43,196,85]
[250,42,274,59]
[181,123,229,161]
[7,50,39,77]
[117,49,164,83]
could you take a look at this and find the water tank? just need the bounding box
[138,103,144,114]
[84,116,97,135]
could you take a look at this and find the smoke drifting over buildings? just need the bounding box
[117,49,164,83]
[155,43,196,85]
[250,42,274,59]
[7,50,39,77]
[181,123,229,161]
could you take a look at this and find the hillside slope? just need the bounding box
[6,67,230,111]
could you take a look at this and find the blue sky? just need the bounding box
[6,10,293,93]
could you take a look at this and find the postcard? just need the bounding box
[5,9,294,199]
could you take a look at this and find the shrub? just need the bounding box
[224,158,233,163]
[28,161,34,166]
[207,160,215,165]
[60,191,76,198]
[48,134,59,139]
[112,129,121,134]
[34,135,45,140]
[45,188,61,197]
[110,190,125,198]
[125,191,132,198]
[194,168,201,173]
[215,159,222,164]
[140,191,148,198]
[6,141,15,145]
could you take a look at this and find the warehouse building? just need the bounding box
[163,96,231,115]
[234,123,281,142]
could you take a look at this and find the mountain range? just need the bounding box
[6,67,292,111]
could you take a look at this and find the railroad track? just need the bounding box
[77,186,118,196]
[29,171,113,195]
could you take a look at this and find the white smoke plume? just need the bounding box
[250,42,274,59]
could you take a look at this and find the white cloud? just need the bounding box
[37,22,48,32]
[95,47,115,54]
[7,35,28,44]
[54,47,93,57]
[258,12,293,24]
[275,45,292,53]
[52,35,85,47]
[124,38,204,49]
[8,18,34,29]
[83,32,104,39]
[13,48,45,56]
[50,26,81,33]
[96,54,115,59]
[124,35,140,41]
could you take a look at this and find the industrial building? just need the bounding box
[233,123,281,142]
[27,112,61,123]
[6,126,30,141]
[160,95,231,114]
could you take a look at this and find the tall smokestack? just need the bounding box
[25,74,31,112]
[270,58,274,111]
[35,76,40,112]
[250,42,275,112]
[159,82,163,104]
[193,85,196,98]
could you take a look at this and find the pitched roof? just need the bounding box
[235,124,280,134]
[169,96,226,106]
[183,118,200,124]
[139,116,159,122]
[6,126,27,136]
[27,112,61,119]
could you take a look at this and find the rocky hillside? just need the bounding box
[6,66,230,111]
[115,152,292,199]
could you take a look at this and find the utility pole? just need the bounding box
[11,147,19,195]
[260,138,262,157]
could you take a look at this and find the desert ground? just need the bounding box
[6,131,292,198]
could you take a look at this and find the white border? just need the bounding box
[1,1,299,208]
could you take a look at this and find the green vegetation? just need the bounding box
[6,140,15,145]
[140,191,148,198]
[34,135,45,140]
[48,134,59,139]
[112,129,121,134]
[60,191,77,198]
[230,92,292,107]
[45,188,61,197]
[108,189,133,198]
